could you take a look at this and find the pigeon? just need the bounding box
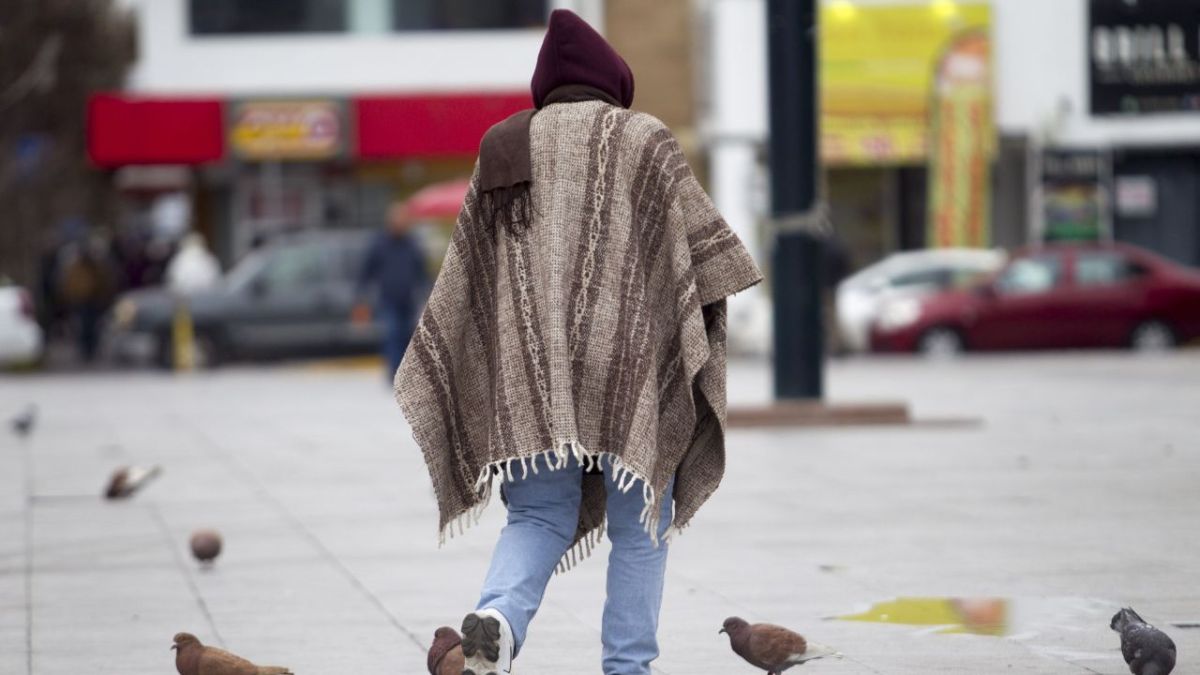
[427,626,465,675]
[189,529,222,565]
[172,632,292,675]
[721,617,831,674]
[10,405,36,438]
[1111,607,1176,675]
[104,465,162,499]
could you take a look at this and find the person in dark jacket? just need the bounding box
[356,202,429,378]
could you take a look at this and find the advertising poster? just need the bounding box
[1040,149,1111,242]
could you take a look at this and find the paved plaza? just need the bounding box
[2,353,1198,674]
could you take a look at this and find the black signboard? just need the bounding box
[1089,0,1200,115]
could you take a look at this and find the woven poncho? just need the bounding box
[395,100,762,569]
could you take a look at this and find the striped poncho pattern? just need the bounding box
[396,100,762,569]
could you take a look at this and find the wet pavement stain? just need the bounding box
[836,597,1009,636]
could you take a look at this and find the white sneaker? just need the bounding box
[460,608,514,675]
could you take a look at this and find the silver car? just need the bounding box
[107,231,383,367]
[836,248,1006,353]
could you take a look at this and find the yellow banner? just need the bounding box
[821,2,993,167]
[928,31,993,247]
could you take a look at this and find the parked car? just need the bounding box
[0,278,44,367]
[870,243,1200,355]
[107,231,384,367]
[836,248,1006,352]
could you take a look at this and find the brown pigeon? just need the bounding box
[189,529,223,565]
[721,617,814,674]
[427,626,465,675]
[105,465,162,499]
[172,632,292,675]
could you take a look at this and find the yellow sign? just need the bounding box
[821,2,993,166]
[230,100,342,160]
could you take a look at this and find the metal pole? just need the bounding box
[767,0,823,400]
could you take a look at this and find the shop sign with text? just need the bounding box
[229,100,343,160]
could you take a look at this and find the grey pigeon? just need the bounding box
[1112,607,1176,675]
[427,626,464,675]
[721,617,814,674]
[104,465,162,499]
[189,529,222,565]
[172,632,292,675]
[10,404,36,437]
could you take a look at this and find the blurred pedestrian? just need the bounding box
[58,236,117,363]
[165,232,221,294]
[395,10,760,675]
[356,202,430,378]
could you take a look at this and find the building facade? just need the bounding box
[94,0,605,262]
[702,0,1200,272]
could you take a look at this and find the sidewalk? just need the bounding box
[2,353,1197,673]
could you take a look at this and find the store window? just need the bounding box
[190,0,348,35]
[392,0,547,30]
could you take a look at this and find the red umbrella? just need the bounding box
[404,177,472,219]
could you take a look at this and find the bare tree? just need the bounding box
[0,0,135,287]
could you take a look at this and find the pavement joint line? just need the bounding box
[147,502,227,648]
[21,435,33,675]
[174,411,429,655]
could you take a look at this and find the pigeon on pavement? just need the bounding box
[189,529,222,565]
[104,465,162,499]
[1112,607,1176,675]
[172,632,292,675]
[721,617,834,674]
[427,626,465,675]
[10,405,36,438]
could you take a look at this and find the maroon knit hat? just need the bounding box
[531,9,635,109]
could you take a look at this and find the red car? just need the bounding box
[870,243,1200,354]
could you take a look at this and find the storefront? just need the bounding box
[87,91,528,263]
[822,1,1000,266]
[1079,0,1200,266]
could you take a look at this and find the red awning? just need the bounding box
[88,94,224,167]
[87,91,530,166]
[355,92,530,160]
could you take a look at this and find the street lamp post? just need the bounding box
[767,0,824,400]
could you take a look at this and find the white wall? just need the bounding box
[119,0,595,95]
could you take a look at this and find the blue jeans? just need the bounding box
[380,304,415,378]
[477,456,674,675]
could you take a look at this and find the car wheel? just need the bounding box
[1130,320,1175,352]
[919,327,964,358]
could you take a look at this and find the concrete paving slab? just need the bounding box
[2,352,1198,673]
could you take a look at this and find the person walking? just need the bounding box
[396,10,761,675]
[357,202,430,378]
[58,236,117,364]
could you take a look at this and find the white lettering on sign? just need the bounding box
[1092,24,1190,68]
